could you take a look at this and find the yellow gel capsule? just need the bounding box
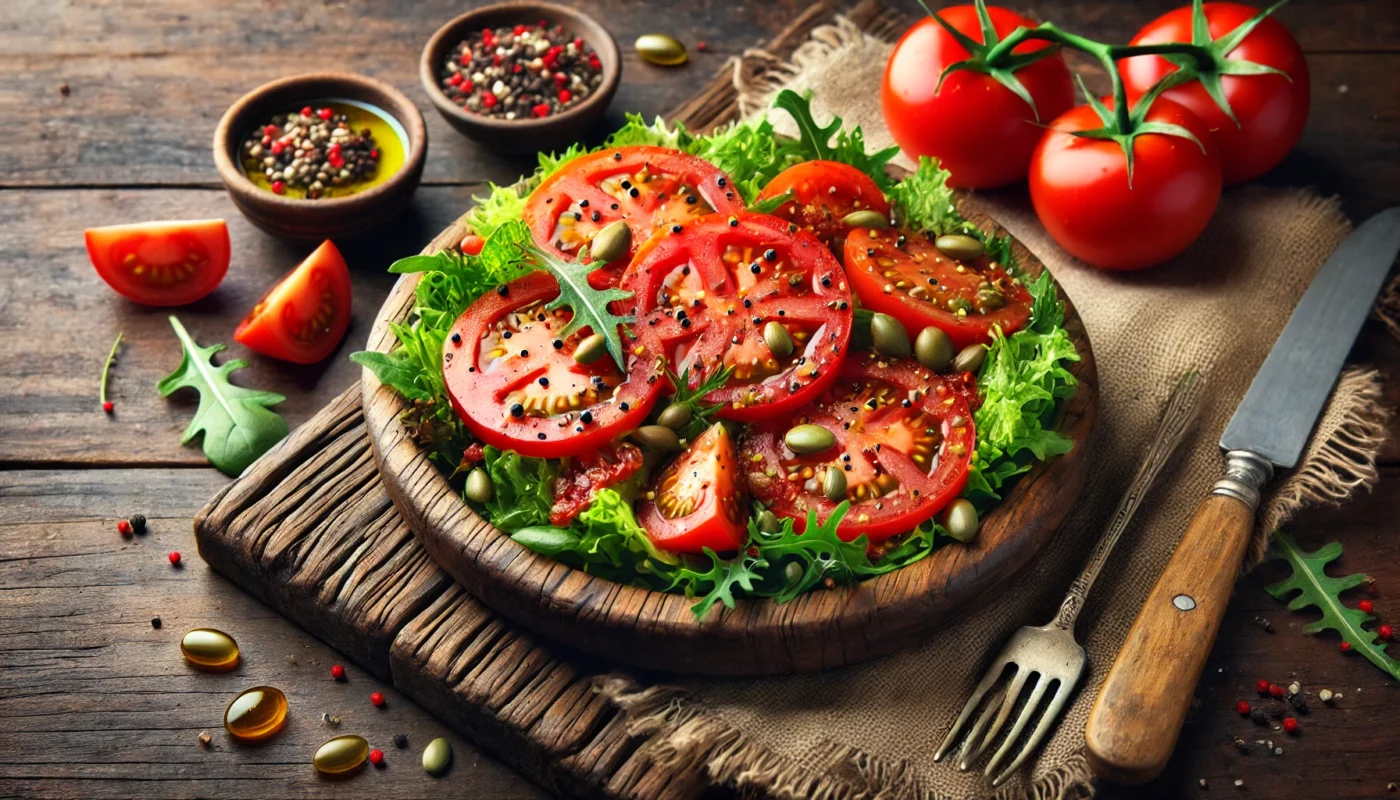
[314,735,369,777]
[180,628,240,672]
[224,686,288,742]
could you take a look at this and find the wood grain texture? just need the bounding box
[1085,492,1257,785]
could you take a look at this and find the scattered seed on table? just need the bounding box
[1340,641,1352,652]
[394,733,408,749]
[1235,778,1245,788]
[128,514,147,534]
[330,664,345,681]
[369,748,385,767]
[117,520,132,536]
[438,22,603,119]
[1319,688,1334,703]
[370,691,385,708]
[1235,700,1251,716]
[168,551,181,566]
[1253,615,1274,632]
[1282,717,1299,734]
[1269,683,1285,698]
[151,616,162,629]
[1359,599,1374,613]
[59,83,70,96]
[1250,708,1269,726]
[1255,678,1271,695]
[199,732,212,747]
[1287,681,1301,695]
[1381,624,1394,640]
[1233,736,1250,753]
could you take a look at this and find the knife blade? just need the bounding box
[1085,207,1400,786]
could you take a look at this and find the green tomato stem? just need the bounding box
[99,332,123,405]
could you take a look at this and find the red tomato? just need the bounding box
[845,228,1032,349]
[550,442,645,526]
[620,212,853,422]
[1029,97,1222,270]
[522,146,747,288]
[1121,2,1309,184]
[754,160,890,255]
[85,219,230,306]
[741,355,975,544]
[443,271,662,459]
[882,8,1074,189]
[234,240,352,364]
[638,423,748,554]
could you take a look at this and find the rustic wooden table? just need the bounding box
[2,1,1396,798]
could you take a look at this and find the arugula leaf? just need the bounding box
[350,349,432,402]
[663,364,733,442]
[770,89,900,192]
[158,316,289,477]
[667,548,764,618]
[1266,533,1400,681]
[480,446,557,532]
[526,244,635,370]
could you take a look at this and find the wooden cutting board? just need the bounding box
[358,79,1099,678]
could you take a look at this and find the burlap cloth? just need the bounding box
[602,17,1393,800]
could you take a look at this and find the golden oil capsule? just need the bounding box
[180,628,240,672]
[224,686,288,742]
[635,34,688,66]
[314,735,369,776]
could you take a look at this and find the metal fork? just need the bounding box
[935,372,1202,787]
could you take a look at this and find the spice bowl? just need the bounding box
[213,73,427,241]
[420,2,621,153]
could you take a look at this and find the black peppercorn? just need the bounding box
[129,514,147,534]
[393,733,408,749]
[151,616,162,629]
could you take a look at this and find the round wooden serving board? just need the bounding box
[361,195,1098,676]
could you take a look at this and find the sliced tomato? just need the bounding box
[443,271,663,459]
[522,146,747,288]
[550,442,645,527]
[234,240,352,364]
[741,354,975,544]
[754,160,891,256]
[844,228,1031,349]
[85,219,230,306]
[621,212,853,421]
[638,423,748,554]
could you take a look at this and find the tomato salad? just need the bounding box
[356,91,1080,619]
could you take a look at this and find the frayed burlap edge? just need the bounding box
[732,15,893,119]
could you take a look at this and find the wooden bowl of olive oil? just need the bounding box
[213,73,427,241]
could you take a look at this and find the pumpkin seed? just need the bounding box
[657,404,692,432]
[756,509,780,534]
[422,736,452,776]
[870,313,911,358]
[944,498,979,542]
[975,288,1006,312]
[915,326,955,372]
[631,425,682,452]
[934,233,985,261]
[589,220,631,264]
[573,333,609,365]
[823,467,847,502]
[465,468,493,504]
[953,344,986,374]
[784,561,803,585]
[635,34,688,66]
[840,209,890,229]
[785,424,836,454]
[763,321,794,359]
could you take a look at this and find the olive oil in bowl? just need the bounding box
[240,99,408,200]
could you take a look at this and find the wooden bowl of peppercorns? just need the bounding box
[213,72,428,241]
[420,2,621,153]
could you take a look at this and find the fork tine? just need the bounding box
[956,680,1008,771]
[934,658,1011,761]
[983,673,1051,779]
[961,666,1032,768]
[990,679,1072,788]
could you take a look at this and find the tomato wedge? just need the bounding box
[638,423,748,554]
[755,160,890,256]
[85,219,230,306]
[234,240,352,364]
[550,442,645,527]
[522,146,747,288]
[741,354,975,544]
[621,212,853,421]
[443,271,662,459]
[844,228,1031,349]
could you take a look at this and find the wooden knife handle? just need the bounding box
[1084,452,1272,785]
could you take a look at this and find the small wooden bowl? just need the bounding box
[213,73,427,241]
[420,2,622,153]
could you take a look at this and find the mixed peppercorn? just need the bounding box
[438,21,603,119]
[241,107,381,199]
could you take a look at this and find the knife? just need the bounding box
[1083,207,1400,785]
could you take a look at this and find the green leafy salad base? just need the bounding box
[354,91,1081,620]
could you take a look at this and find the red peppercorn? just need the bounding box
[573,37,584,49]
[262,124,279,138]
[370,691,385,708]
[1381,624,1394,640]
[330,664,346,681]
[460,52,472,66]
[460,235,485,256]
[448,73,463,86]
[317,107,334,121]
[461,80,474,93]
[369,748,385,766]
[1340,641,1352,652]
[482,93,497,108]
[533,103,551,118]
[300,106,313,117]
[1359,599,1374,613]
[1282,717,1298,734]
[492,53,502,66]
[558,89,571,104]
[1255,679,1271,695]
[270,180,286,195]
[1235,700,1251,716]
[1268,683,1284,698]
[697,41,708,52]
[102,401,114,413]
[168,551,181,566]
[513,23,527,35]
[117,520,132,536]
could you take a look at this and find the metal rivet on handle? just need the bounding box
[1173,594,1197,611]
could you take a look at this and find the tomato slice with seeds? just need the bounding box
[443,271,662,459]
[754,160,891,256]
[638,423,748,554]
[844,228,1032,349]
[740,354,975,544]
[85,219,230,307]
[234,240,353,364]
[621,212,853,422]
[522,145,747,289]
[550,442,645,527]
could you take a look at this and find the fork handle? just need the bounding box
[1084,451,1271,785]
